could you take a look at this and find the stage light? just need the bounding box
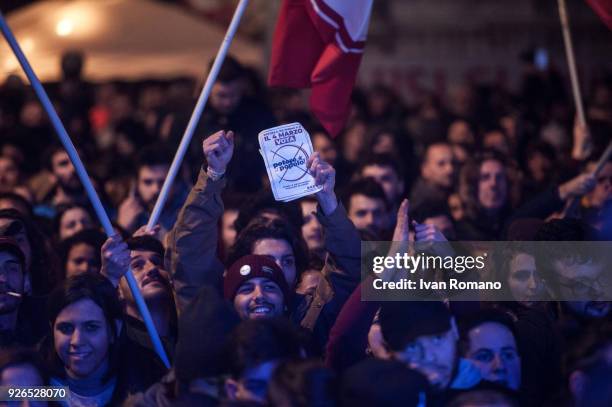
[56,18,74,37]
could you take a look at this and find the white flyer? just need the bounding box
[258,123,323,202]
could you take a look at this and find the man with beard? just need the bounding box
[116,146,189,237]
[223,255,291,321]
[534,218,611,322]
[528,218,610,405]
[0,237,32,347]
[342,178,390,238]
[37,146,88,211]
[101,234,176,392]
[359,154,405,217]
[379,301,482,402]
[166,129,361,353]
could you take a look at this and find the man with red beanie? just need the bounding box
[166,129,361,355]
[224,254,291,320]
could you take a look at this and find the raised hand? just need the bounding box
[384,199,411,282]
[307,152,337,215]
[203,130,235,173]
[392,199,410,242]
[117,182,145,232]
[100,233,131,287]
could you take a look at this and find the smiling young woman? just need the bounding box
[41,273,126,406]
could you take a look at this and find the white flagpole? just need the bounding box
[558,0,587,127]
[146,0,250,230]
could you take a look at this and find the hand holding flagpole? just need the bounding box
[0,11,170,368]
[561,140,612,218]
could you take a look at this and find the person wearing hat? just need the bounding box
[379,301,481,394]
[166,129,362,354]
[0,236,30,347]
[224,254,291,320]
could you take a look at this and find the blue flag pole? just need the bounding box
[0,11,170,368]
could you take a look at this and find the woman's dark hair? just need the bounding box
[58,228,106,278]
[306,253,325,272]
[42,273,124,381]
[268,359,337,407]
[233,190,304,236]
[0,208,60,295]
[0,346,49,385]
[52,203,97,241]
[227,218,308,281]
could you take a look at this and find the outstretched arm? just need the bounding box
[307,153,361,279]
[165,130,234,314]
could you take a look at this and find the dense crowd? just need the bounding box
[0,50,610,406]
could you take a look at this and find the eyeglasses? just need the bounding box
[556,275,608,300]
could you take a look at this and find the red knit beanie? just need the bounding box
[223,255,291,302]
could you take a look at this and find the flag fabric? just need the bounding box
[587,0,612,30]
[268,0,373,137]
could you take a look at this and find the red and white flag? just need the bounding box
[587,0,612,30]
[268,0,373,137]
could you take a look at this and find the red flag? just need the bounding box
[268,0,373,137]
[587,0,612,30]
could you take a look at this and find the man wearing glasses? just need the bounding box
[535,219,611,319]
